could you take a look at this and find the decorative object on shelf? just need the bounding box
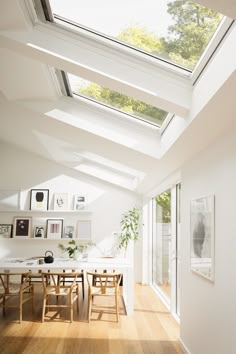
[33,226,45,239]
[0,190,20,210]
[0,224,13,238]
[77,220,91,240]
[74,195,86,210]
[54,193,68,210]
[58,239,95,259]
[30,189,49,211]
[190,195,215,282]
[44,250,54,263]
[116,207,141,257]
[13,217,32,239]
[46,219,63,239]
[63,225,74,239]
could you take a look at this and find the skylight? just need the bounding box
[49,0,223,71]
[67,73,169,127]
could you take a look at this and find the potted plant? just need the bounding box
[58,240,95,260]
[116,207,141,257]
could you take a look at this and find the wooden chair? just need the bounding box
[62,269,85,299]
[0,272,34,323]
[21,270,44,289]
[86,271,122,322]
[41,271,80,322]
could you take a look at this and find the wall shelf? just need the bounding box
[0,209,92,213]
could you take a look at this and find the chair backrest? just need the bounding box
[0,272,30,294]
[87,271,122,294]
[41,272,80,294]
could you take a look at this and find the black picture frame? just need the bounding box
[30,189,49,211]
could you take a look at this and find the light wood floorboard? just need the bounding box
[0,283,184,354]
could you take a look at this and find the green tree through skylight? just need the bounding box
[68,0,222,124]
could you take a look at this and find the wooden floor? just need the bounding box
[0,284,184,354]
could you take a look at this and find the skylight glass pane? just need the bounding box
[49,0,223,71]
[68,74,168,127]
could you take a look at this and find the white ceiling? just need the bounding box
[0,0,235,193]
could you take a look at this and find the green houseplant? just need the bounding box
[117,207,141,257]
[58,240,95,259]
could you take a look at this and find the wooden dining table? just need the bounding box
[0,257,134,315]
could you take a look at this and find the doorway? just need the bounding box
[152,183,181,318]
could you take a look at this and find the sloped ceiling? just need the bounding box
[0,0,235,194]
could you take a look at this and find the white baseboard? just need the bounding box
[179,337,191,354]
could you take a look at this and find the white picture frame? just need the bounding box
[190,195,215,282]
[76,220,91,240]
[0,224,13,238]
[74,195,86,210]
[46,219,63,239]
[13,217,32,239]
[63,225,75,239]
[0,190,20,210]
[54,193,68,211]
[33,225,45,239]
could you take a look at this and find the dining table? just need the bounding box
[0,256,134,315]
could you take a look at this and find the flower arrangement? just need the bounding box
[58,240,95,258]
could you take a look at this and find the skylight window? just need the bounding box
[67,73,169,127]
[49,0,223,71]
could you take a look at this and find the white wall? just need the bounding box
[0,142,142,280]
[180,128,236,354]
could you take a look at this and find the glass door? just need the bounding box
[152,184,181,317]
[152,189,171,304]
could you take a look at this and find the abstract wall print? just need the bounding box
[74,195,86,210]
[190,195,215,281]
[13,217,32,238]
[0,224,13,238]
[46,219,63,239]
[30,189,49,211]
[54,193,68,211]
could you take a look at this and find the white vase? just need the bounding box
[73,251,83,261]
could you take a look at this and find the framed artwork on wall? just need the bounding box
[0,224,13,238]
[74,195,86,210]
[76,220,91,240]
[13,217,32,238]
[54,193,68,210]
[46,219,63,239]
[0,190,20,210]
[33,225,45,239]
[63,225,75,239]
[30,189,49,211]
[190,195,215,282]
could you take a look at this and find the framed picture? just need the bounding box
[0,224,13,238]
[63,225,75,239]
[190,195,215,282]
[74,195,86,210]
[46,219,63,239]
[30,189,49,211]
[13,217,32,238]
[54,193,68,211]
[0,190,20,210]
[33,225,45,239]
[76,220,91,240]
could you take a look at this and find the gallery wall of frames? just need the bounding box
[0,189,91,241]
